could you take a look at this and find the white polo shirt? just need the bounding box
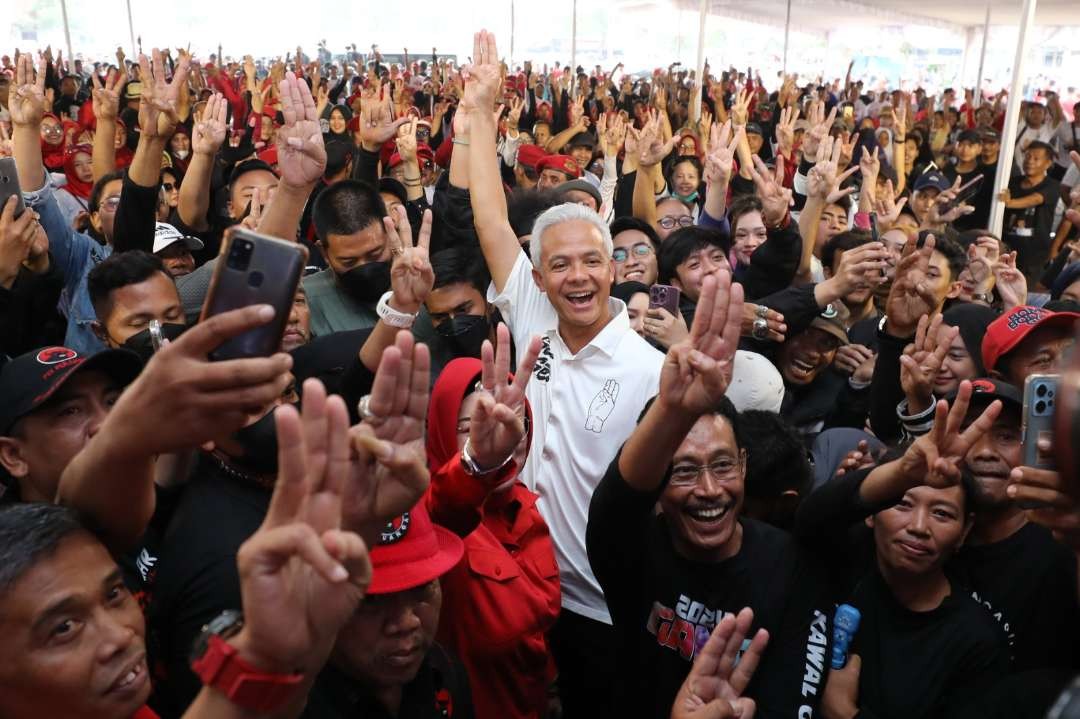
[490,250,664,624]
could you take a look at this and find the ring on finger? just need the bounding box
[357,394,385,424]
[752,318,769,340]
[755,304,769,319]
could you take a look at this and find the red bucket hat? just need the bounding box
[368,501,464,595]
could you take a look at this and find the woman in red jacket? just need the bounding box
[425,327,561,719]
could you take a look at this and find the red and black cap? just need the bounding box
[0,347,143,435]
[944,377,1022,411]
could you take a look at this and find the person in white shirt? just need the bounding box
[1015,101,1061,172]
[463,29,664,717]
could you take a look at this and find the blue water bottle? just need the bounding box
[831,604,861,669]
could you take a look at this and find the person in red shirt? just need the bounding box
[425,325,561,719]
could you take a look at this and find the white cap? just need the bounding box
[153,222,204,254]
[725,350,785,413]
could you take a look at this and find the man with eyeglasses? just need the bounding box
[654,197,695,241]
[610,217,660,285]
[587,272,832,719]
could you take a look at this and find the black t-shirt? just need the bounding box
[147,458,271,718]
[943,163,994,232]
[954,522,1080,672]
[587,457,833,719]
[849,569,1010,719]
[1004,175,1060,248]
[302,644,474,719]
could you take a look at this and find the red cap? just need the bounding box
[982,306,1080,373]
[256,145,278,167]
[536,154,581,179]
[516,143,548,170]
[368,501,464,594]
[387,144,435,169]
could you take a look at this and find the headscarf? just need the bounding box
[113,119,134,170]
[40,113,67,170]
[426,357,533,474]
[168,127,193,175]
[942,302,998,377]
[61,144,95,200]
[322,104,353,142]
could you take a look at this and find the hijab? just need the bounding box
[61,143,94,200]
[426,357,533,474]
[113,119,134,170]
[322,104,353,142]
[168,127,193,174]
[40,113,67,170]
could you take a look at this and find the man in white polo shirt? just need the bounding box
[465,29,664,717]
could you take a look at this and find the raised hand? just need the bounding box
[192,92,228,156]
[801,102,837,160]
[775,104,799,157]
[858,145,881,194]
[0,196,41,287]
[644,306,690,349]
[740,302,786,342]
[873,179,907,227]
[806,135,857,203]
[461,30,501,115]
[670,607,768,719]
[885,236,942,337]
[748,155,793,226]
[9,54,47,128]
[469,324,543,469]
[704,121,742,189]
[396,117,419,163]
[276,71,327,188]
[927,176,975,226]
[235,380,372,675]
[1008,437,1080,551]
[240,186,269,231]
[900,314,958,414]
[899,380,1003,488]
[659,272,744,416]
[992,251,1027,310]
[507,95,524,130]
[137,48,190,139]
[91,68,126,122]
[639,109,676,167]
[385,206,434,312]
[346,331,432,543]
[730,88,751,127]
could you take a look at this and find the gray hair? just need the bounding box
[529,203,613,269]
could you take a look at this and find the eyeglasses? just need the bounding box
[658,215,695,230]
[161,182,176,191]
[101,196,121,211]
[612,243,653,263]
[669,452,745,486]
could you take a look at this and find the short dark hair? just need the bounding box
[824,194,852,214]
[740,410,812,500]
[609,216,661,251]
[311,179,386,243]
[727,195,763,236]
[0,503,87,595]
[658,226,729,283]
[821,230,872,272]
[666,156,703,186]
[917,231,966,282]
[324,139,354,178]
[1025,140,1057,162]
[507,188,563,239]
[637,393,744,460]
[431,246,491,294]
[88,250,171,319]
[88,170,125,213]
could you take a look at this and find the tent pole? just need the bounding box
[783,0,792,75]
[989,0,1037,237]
[974,5,991,107]
[691,0,708,123]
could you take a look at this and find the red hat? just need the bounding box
[982,306,1080,373]
[536,154,581,179]
[368,501,464,594]
[256,145,278,167]
[387,143,435,169]
[516,143,547,170]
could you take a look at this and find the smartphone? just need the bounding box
[0,158,27,219]
[943,175,984,211]
[843,105,854,123]
[1021,374,1059,506]
[199,229,308,360]
[649,284,681,317]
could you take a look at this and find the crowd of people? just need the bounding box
[1,27,1080,719]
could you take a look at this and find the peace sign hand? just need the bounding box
[748,155,793,226]
[899,314,958,415]
[385,206,434,313]
[91,67,126,122]
[234,380,372,675]
[468,324,543,470]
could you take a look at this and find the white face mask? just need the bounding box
[174,149,190,160]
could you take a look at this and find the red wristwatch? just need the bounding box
[190,611,304,714]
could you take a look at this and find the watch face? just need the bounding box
[190,609,244,663]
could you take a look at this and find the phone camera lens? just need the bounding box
[1036,384,1048,398]
[1035,399,1047,414]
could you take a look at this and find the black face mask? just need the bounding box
[121,322,187,362]
[232,408,280,475]
[435,314,491,359]
[337,260,392,305]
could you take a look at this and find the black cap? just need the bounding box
[957,129,983,144]
[945,378,1022,412]
[227,158,278,188]
[378,177,408,207]
[744,122,764,137]
[980,129,1001,143]
[0,348,143,435]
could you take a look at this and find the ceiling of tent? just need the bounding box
[661,0,1080,32]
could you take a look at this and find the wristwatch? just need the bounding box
[460,438,513,477]
[377,291,418,328]
[190,610,304,713]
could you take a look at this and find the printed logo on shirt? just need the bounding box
[798,609,829,718]
[136,548,158,582]
[533,336,554,383]
[584,379,620,433]
[971,589,1016,661]
[645,595,747,662]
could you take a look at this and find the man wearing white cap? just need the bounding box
[152,222,204,278]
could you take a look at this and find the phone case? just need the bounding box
[199,230,308,361]
[649,284,681,317]
[1022,373,1059,471]
[0,158,27,219]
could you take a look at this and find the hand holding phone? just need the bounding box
[649,284,681,317]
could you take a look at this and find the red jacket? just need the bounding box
[426,358,561,719]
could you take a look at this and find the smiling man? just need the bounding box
[587,273,831,719]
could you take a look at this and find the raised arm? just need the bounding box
[90,68,125,182]
[702,121,741,220]
[256,72,327,241]
[178,92,228,232]
[10,54,49,193]
[465,30,521,292]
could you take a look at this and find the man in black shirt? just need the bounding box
[943,129,994,232]
[1001,141,1061,283]
[587,272,832,719]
